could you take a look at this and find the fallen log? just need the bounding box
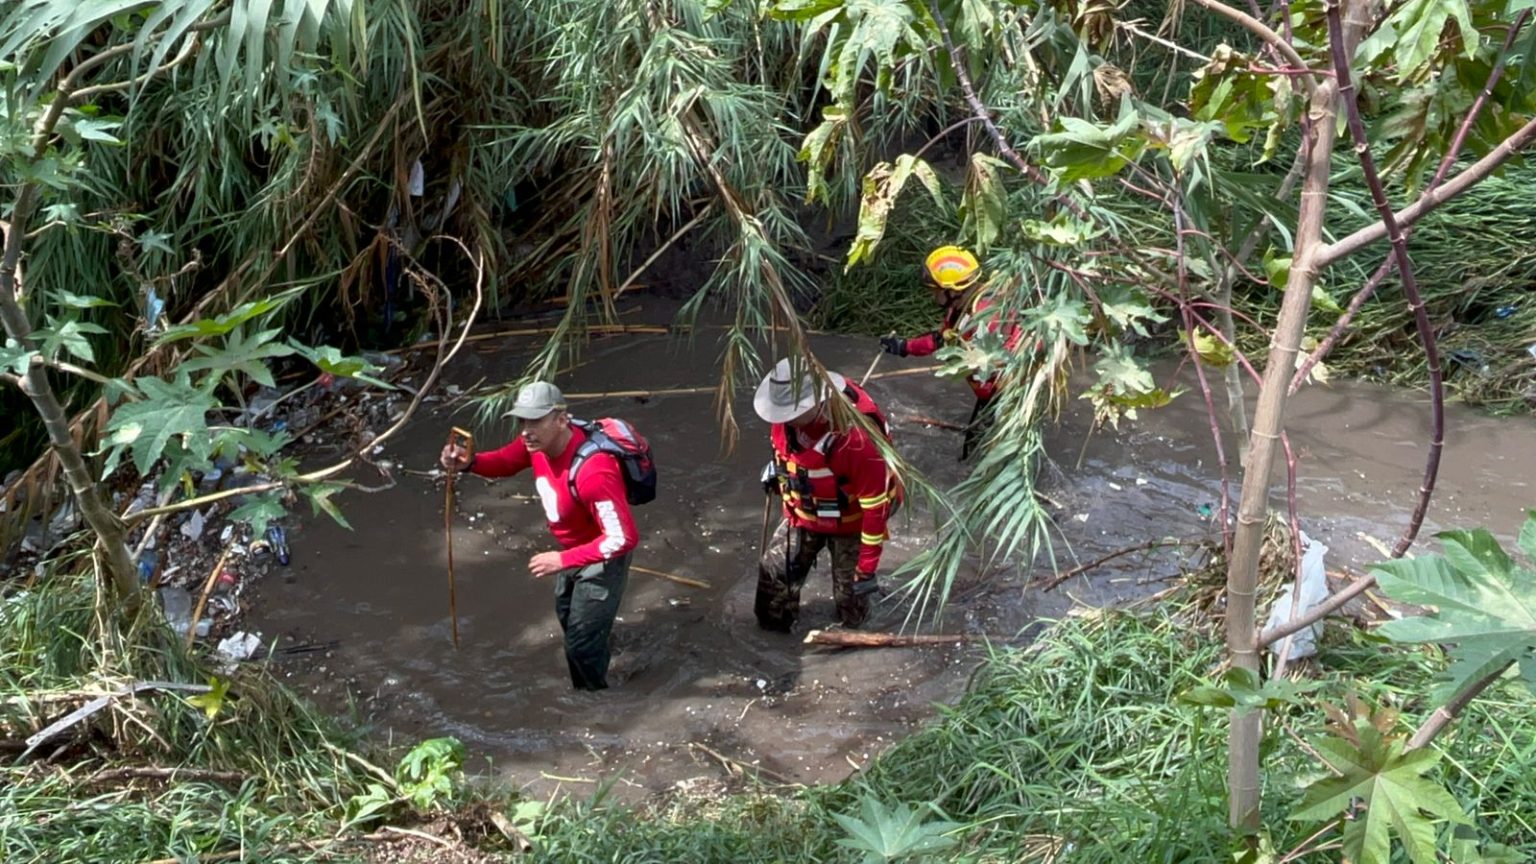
[802,629,982,648]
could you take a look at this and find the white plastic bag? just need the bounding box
[1264,530,1330,664]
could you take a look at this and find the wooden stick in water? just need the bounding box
[802,629,981,648]
[631,564,710,589]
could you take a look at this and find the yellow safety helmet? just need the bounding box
[923,246,981,292]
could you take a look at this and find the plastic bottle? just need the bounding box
[267,525,291,565]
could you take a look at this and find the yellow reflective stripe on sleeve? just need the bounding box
[857,493,888,508]
[859,532,886,545]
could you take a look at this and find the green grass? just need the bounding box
[5,568,1533,863]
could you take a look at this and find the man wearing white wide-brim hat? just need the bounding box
[752,358,898,631]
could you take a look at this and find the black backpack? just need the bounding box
[568,418,657,506]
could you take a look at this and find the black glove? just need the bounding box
[851,574,880,597]
[880,335,908,357]
[760,460,781,495]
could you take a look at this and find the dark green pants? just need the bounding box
[554,554,630,690]
[961,394,995,461]
[755,520,868,632]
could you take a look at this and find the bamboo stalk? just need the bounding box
[391,323,671,354]
[631,565,710,589]
[561,385,719,399]
[802,629,982,647]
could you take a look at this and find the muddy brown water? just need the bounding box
[248,322,1535,800]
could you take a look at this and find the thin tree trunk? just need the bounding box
[0,186,139,601]
[1223,0,1369,831]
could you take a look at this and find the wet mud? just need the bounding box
[248,316,1536,800]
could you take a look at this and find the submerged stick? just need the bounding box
[631,565,710,589]
[802,629,980,647]
[897,413,966,432]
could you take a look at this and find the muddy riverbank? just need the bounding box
[247,316,1536,800]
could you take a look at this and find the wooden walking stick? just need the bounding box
[859,333,894,387]
[444,427,474,649]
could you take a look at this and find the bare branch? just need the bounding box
[1187,0,1320,97]
[1318,112,1536,267]
[1325,0,1443,556]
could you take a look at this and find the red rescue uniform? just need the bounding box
[470,426,638,569]
[769,382,896,576]
[901,294,1024,400]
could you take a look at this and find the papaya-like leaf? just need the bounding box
[1373,518,1536,702]
[1293,720,1468,864]
[102,376,217,477]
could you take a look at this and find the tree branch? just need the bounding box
[1292,9,1531,389]
[1325,0,1443,557]
[1187,0,1319,97]
[1317,112,1536,267]
[927,1,1087,219]
[1406,663,1512,750]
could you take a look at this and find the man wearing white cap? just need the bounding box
[441,381,637,690]
[753,358,897,631]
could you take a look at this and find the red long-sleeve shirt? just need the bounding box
[469,427,638,568]
[773,420,894,575]
[903,296,1024,399]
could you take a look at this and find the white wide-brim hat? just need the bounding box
[753,358,846,424]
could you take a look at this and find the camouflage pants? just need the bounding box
[755,520,868,632]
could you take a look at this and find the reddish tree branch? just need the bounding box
[1326,0,1444,557]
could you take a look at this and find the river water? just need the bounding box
[248,319,1535,799]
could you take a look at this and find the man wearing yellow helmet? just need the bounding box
[880,245,1021,459]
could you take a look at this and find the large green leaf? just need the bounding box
[102,376,217,476]
[1293,721,1468,864]
[831,797,959,863]
[959,153,1008,254]
[1373,517,1536,702]
[845,154,944,269]
[154,288,303,344]
[36,316,108,364]
[180,327,297,389]
[1030,109,1146,182]
[1384,0,1477,81]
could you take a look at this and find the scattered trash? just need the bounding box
[1196,503,1215,519]
[267,525,291,565]
[668,597,691,609]
[136,550,159,584]
[160,586,193,636]
[216,631,262,664]
[1493,304,1517,319]
[180,510,206,542]
[219,524,234,545]
[1264,531,1331,665]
